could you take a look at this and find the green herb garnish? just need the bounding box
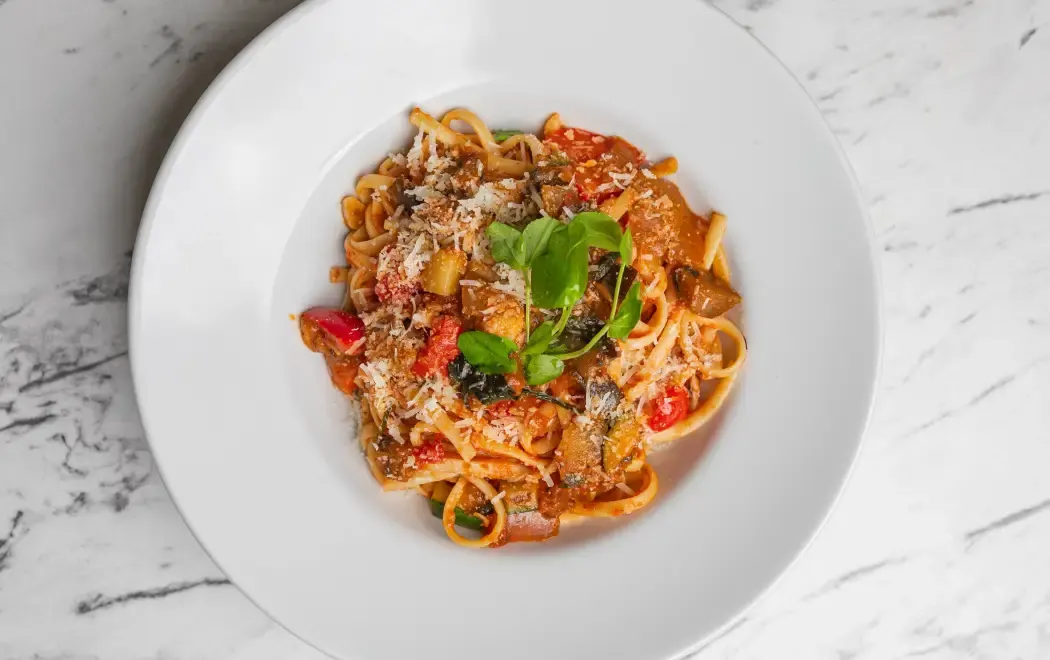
[485,217,559,343]
[524,353,565,386]
[492,129,523,143]
[461,212,640,387]
[457,331,517,374]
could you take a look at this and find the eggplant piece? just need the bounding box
[603,412,642,480]
[585,377,624,424]
[500,480,539,515]
[537,475,572,518]
[591,252,638,303]
[673,266,741,318]
[554,417,606,494]
[556,315,615,359]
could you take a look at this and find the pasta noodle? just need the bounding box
[298,108,747,547]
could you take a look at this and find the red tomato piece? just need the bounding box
[544,126,610,163]
[412,438,446,466]
[300,307,365,355]
[544,126,644,203]
[411,315,463,378]
[645,385,689,432]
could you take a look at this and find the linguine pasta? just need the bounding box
[298,108,746,547]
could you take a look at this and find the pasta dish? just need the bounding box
[299,108,746,547]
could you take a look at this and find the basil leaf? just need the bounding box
[521,321,555,357]
[519,217,560,267]
[492,129,523,143]
[531,223,589,309]
[457,331,517,374]
[486,223,525,269]
[620,227,634,266]
[524,354,564,386]
[607,281,643,339]
[572,211,622,252]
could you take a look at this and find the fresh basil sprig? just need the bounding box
[486,217,559,344]
[464,211,643,387]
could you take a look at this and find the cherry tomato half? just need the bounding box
[645,385,689,432]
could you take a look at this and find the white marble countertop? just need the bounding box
[1,0,1048,658]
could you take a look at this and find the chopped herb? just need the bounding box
[492,129,523,143]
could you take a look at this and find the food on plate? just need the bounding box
[300,108,746,547]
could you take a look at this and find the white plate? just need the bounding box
[129,0,880,658]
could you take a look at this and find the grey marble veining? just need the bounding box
[2,0,1049,658]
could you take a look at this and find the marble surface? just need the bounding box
[1,0,1048,657]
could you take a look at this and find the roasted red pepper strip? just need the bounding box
[411,315,463,379]
[645,385,689,432]
[300,307,366,355]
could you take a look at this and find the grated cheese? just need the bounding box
[539,463,555,488]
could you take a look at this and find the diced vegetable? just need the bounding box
[585,377,624,423]
[603,412,642,477]
[300,307,365,355]
[540,184,580,218]
[626,177,707,269]
[591,252,638,303]
[645,385,689,432]
[421,247,467,296]
[555,418,605,493]
[537,476,572,518]
[557,315,606,352]
[428,499,486,531]
[431,480,452,503]
[501,480,539,515]
[462,284,525,345]
[501,510,560,544]
[463,260,499,283]
[672,266,741,318]
[411,315,463,378]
